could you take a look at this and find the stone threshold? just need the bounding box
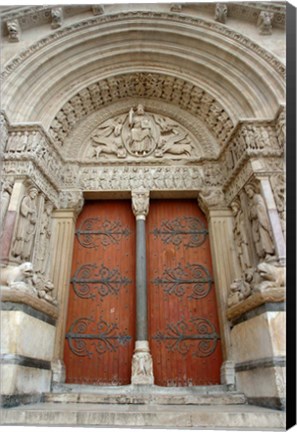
[45,383,247,405]
[1,402,285,430]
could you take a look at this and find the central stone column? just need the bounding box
[131,188,154,385]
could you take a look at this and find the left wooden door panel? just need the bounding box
[64,200,136,385]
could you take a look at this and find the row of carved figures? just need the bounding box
[228,181,285,308]
[1,181,54,276]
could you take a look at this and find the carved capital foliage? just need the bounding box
[59,190,84,215]
[132,188,150,218]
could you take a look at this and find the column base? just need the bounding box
[131,341,154,385]
[51,359,66,385]
[220,360,235,390]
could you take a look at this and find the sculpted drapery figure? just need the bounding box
[245,184,274,260]
[36,201,54,275]
[0,180,13,229]
[12,186,38,261]
[230,200,250,271]
[128,104,155,156]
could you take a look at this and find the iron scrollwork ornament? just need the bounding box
[66,317,132,357]
[76,217,131,248]
[152,263,213,299]
[71,263,131,300]
[153,317,219,357]
[152,216,208,248]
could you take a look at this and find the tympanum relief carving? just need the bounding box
[85,105,196,160]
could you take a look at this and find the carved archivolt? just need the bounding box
[49,72,234,150]
[1,12,285,83]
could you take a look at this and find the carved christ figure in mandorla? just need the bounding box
[128,104,156,156]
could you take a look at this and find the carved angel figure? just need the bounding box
[245,184,274,259]
[12,187,38,261]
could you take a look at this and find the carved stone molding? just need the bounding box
[1,12,285,83]
[132,188,150,218]
[227,288,285,322]
[49,72,234,150]
[2,161,59,207]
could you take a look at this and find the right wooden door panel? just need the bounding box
[147,199,223,386]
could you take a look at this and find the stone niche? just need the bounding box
[1,288,58,407]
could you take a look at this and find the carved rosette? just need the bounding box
[132,189,150,219]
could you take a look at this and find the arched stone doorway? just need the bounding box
[1,5,285,416]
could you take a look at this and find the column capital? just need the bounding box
[131,188,150,219]
[197,187,227,217]
[58,189,84,217]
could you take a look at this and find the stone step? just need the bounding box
[44,389,247,405]
[1,402,285,430]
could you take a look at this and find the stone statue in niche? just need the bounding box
[245,184,274,260]
[1,180,13,229]
[36,201,54,275]
[12,186,38,261]
[87,105,194,159]
[230,200,250,271]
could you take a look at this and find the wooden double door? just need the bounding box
[64,199,222,386]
